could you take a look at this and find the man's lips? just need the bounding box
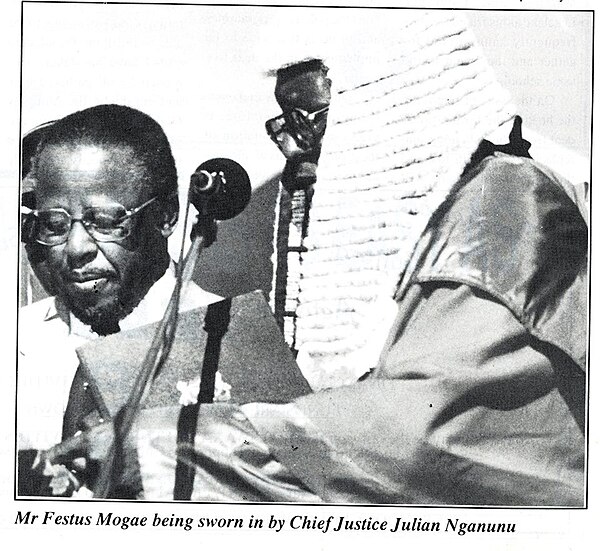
[64,271,115,293]
[67,271,113,283]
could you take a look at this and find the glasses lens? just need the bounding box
[33,203,145,245]
[83,206,131,241]
[35,209,71,245]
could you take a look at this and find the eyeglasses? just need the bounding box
[31,195,160,246]
[265,106,329,151]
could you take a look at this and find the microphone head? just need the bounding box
[191,158,251,220]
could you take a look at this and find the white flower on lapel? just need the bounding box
[176,372,232,406]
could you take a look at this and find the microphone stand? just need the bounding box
[92,201,218,499]
[173,294,232,500]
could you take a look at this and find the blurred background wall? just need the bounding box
[20,5,592,304]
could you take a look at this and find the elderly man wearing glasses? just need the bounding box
[17,105,220,461]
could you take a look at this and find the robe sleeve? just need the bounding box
[135,283,584,505]
[134,403,320,502]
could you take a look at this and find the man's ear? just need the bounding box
[157,194,179,238]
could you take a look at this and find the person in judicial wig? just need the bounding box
[37,12,586,505]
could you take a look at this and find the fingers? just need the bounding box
[46,421,116,463]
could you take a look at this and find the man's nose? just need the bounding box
[64,221,98,268]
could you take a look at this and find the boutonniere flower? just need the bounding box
[176,372,232,406]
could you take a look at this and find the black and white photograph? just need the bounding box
[0,0,596,548]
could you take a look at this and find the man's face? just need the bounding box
[273,66,331,189]
[35,144,168,333]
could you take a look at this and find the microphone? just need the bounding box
[189,158,251,220]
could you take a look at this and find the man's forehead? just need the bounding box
[42,144,111,174]
[275,68,330,110]
[36,143,146,200]
[39,143,138,171]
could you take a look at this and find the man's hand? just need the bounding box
[44,421,115,465]
[28,422,115,498]
[33,420,142,499]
